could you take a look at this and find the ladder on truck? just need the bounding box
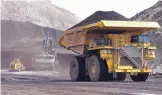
[119,47,141,68]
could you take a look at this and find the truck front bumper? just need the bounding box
[115,69,152,73]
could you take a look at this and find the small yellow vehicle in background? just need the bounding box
[9,59,26,72]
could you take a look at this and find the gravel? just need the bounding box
[1,73,162,95]
[69,11,129,29]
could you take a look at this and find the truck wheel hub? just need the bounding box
[91,62,97,74]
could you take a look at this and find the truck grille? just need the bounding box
[119,47,142,68]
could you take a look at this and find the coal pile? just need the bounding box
[69,11,129,29]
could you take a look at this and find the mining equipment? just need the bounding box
[32,31,57,71]
[9,59,26,71]
[58,20,161,82]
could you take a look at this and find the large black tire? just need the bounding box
[87,55,110,81]
[70,56,86,81]
[115,73,126,81]
[130,73,149,82]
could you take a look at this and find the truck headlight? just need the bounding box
[103,50,111,54]
[148,49,155,55]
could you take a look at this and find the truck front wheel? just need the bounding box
[130,73,149,82]
[87,55,108,81]
[70,56,85,81]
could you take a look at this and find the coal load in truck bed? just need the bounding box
[69,11,130,29]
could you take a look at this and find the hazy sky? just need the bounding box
[51,0,159,19]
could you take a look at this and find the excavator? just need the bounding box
[32,32,58,71]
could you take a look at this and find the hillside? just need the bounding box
[1,20,62,50]
[1,1,80,50]
[1,1,80,30]
[131,1,162,30]
[1,1,80,70]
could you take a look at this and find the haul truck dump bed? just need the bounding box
[58,20,161,82]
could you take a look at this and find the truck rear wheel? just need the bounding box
[87,55,108,81]
[130,73,149,82]
[70,56,85,81]
[115,73,126,81]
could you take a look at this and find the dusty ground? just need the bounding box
[1,70,162,95]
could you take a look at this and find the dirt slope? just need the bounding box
[1,1,80,50]
[1,1,80,30]
[131,1,162,28]
[1,20,62,50]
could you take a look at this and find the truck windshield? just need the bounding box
[131,35,150,43]
[138,35,150,43]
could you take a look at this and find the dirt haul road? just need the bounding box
[1,70,162,95]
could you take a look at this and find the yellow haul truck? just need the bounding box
[58,20,161,82]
